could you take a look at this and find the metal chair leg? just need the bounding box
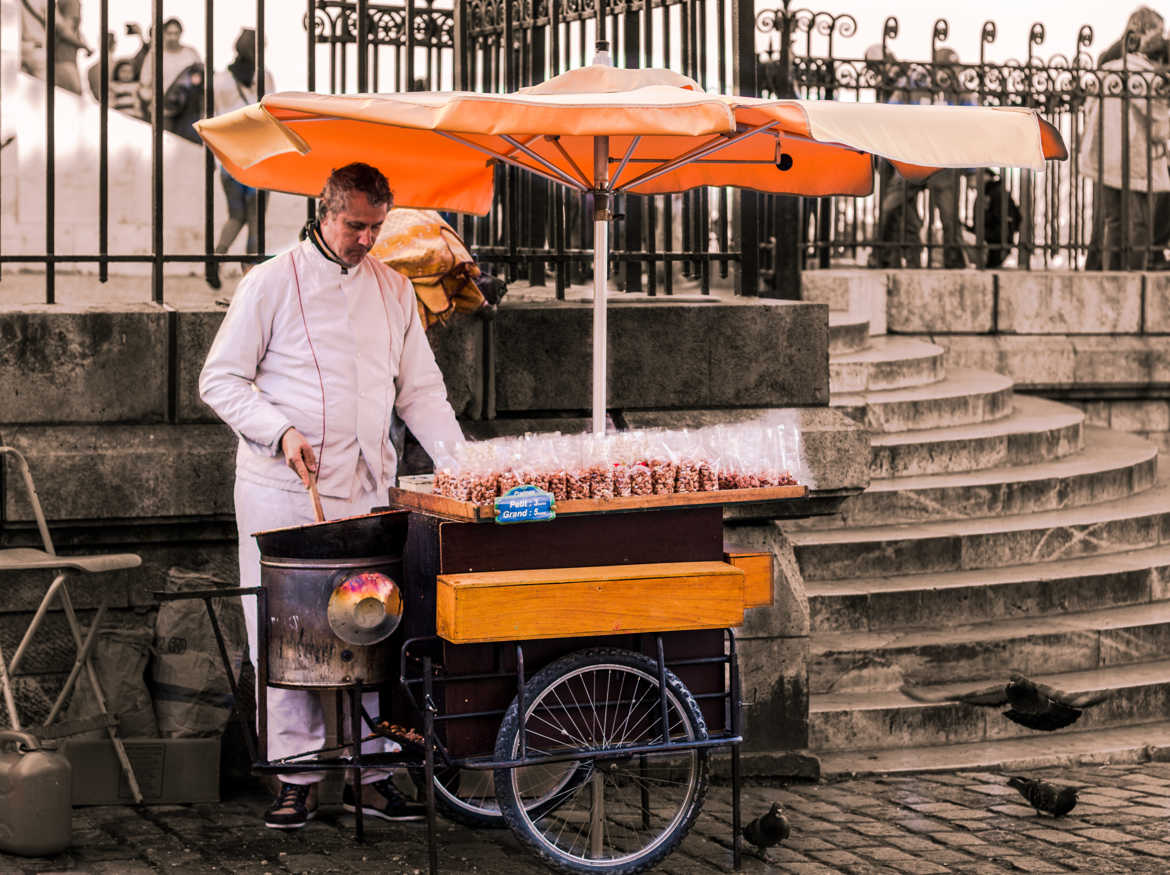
[8,574,69,676]
[56,585,143,804]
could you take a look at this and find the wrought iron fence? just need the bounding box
[9,1,1167,308]
[456,0,744,297]
[3,0,455,305]
[755,6,1170,274]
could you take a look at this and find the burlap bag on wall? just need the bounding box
[63,617,159,740]
[150,568,247,738]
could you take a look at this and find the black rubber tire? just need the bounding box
[493,647,709,875]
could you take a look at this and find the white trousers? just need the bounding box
[235,476,394,785]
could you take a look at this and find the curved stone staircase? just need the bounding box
[793,312,1170,775]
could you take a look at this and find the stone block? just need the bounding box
[492,300,829,412]
[803,270,889,334]
[723,523,810,639]
[1071,337,1153,387]
[621,407,869,494]
[2,424,237,521]
[175,308,225,423]
[998,271,1142,334]
[1110,400,1170,433]
[737,635,809,752]
[0,306,167,424]
[1145,273,1170,332]
[428,315,484,420]
[888,271,993,333]
[992,336,1076,388]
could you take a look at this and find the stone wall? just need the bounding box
[0,296,864,757]
[804,269,1170,452]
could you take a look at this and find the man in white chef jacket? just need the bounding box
[200,162,464,829]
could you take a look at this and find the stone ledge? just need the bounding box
[888,271,993,333]
[926,334,1170,391]
[1,424,237,521]
[493,299,830,412]
[998,271,1142,334]
[0,306,168,423]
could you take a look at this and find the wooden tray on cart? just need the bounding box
[389,476,807,522]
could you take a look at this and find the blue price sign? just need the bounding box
[494,484,557,525]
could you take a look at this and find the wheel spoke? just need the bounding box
[502,655,708,870]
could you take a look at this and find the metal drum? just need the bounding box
[255,510,409,688]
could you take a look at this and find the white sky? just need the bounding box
[82,1,1138,93]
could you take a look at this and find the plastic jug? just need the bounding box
[0,730,72,856]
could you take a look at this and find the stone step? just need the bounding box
[790,478,1170,581]
[869,395,1084,479]
[810,599,1170,693]
[814,719,1170,777]
[828,311,870,355]
[809,542,1170,635]
[831,368,1014,434]
[811,660,1170,757]
[830,337,946,393]
[793,428,1157,529]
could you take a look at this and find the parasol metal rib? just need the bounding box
[435,131,588,191]
[500,134,592,191]
[608,136,642,189]
[543,135,593,189]
[615,120,780,192]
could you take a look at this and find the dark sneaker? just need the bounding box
[343,778,426,822]
[205,261,222,290]
[265,782,319,829]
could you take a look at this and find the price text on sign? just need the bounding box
[494,485,557,524]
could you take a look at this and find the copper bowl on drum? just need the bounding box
[255,510,409,688]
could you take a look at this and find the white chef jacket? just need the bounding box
[199,236,462,498]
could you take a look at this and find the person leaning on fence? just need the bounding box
[1085,6,1170,270]
[874,47,975,269]
[199,162,464,830]
[1080,26,1170,271]
[205,28,275,291]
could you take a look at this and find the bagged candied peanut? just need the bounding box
[586,435,615,500]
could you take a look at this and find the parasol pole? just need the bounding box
[591,41,613,435]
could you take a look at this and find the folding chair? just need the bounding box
[0,446,145,802]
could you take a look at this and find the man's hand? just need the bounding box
[281,427,318,488]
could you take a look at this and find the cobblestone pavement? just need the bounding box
[6,761,1170,874]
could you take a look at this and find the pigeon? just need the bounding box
[742,802,790,859]
[1006,776,1079,816]
[900,673,1111,732]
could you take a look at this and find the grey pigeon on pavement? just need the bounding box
[900,672,1110,731]
[742,802,790,859]
[1006,775,1079,816]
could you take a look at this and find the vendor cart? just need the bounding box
[173,481,809,875]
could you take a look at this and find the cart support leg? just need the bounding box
[351,681,364,841]
[730,629,743,871]
[423,656,438,875]
[732,744,742,870]
[590,766,605,859]
[639,755,650,829]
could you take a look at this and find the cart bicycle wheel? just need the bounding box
[410,757,594,829]
[493,647,709,874]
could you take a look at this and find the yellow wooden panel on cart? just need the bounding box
[435,561,746,643]
[725,551,774,608]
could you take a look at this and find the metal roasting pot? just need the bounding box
[255,510,410,688]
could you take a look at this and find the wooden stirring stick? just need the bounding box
[307,475,325,523]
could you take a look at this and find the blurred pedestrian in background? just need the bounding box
[1080,18,1170,270]
[137,16,202,133]
[206,28,275,290]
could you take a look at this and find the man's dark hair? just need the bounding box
[319,163,393,217]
